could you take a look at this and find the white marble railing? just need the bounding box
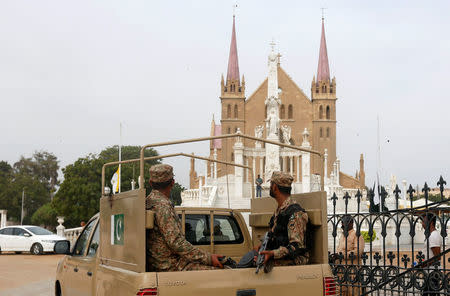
[181,189,200,200]
[64,227,83,246]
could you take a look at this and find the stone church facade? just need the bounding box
[184,16,365,208]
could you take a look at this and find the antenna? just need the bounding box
[321,7,327,20]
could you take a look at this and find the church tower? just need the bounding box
[220,15,245,176]
[311,17,337,177]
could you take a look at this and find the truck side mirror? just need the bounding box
[54,240,71,254]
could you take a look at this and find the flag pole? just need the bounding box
[119,122,122,193]
[21,188,25,225]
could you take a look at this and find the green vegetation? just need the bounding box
[361,230,377,243]
[1,146,186,229]
[0,152,59,225]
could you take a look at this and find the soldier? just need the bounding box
[257,171,309,266]
[146,164,224,271]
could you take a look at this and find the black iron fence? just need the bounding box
[328,176,449,295]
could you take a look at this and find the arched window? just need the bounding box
[227,104,231,118]
[319,105,323,119]
[227,127,231,134]
[326,127,330,138]
[326,106,330,119]
[234,104,238,118]
[280,105,285,119]
[322,85,327,93]
[330,86,333,93]
[288,104,293,119]
[234,126,238,132]
[231,152,234,161]
[320,128,323,138]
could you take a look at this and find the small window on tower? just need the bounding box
[227,127,231,134]
[227,104,231,118]
[231,153,234,162]
[319,105,323,119]
[320,128,323,138]
[326,106,330,120]
[224,87,227,92]
[326,127,330,138]
[288,105,293,119]
[234,104,238,118]
[280,105,285,119]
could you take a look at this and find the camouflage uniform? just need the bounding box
[269,171,309,266]
[146,164,215,272]
[270,197,309,266]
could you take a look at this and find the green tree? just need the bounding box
[170,183,185,206]
[53,146,160,228]
[0,152,59,224]
[31,202,57,230]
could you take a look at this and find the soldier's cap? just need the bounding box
[149,164,174,183]
[269,171,294,187]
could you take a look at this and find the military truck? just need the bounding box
[54,134,336,296]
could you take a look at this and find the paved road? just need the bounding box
[0,253,63,296]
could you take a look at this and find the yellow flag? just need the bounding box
[111,167,120,193]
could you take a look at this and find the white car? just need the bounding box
[0,225,67,255]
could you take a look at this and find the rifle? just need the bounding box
[255,232,273,274]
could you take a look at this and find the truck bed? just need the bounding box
[96,263,333,296]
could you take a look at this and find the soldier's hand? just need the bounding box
[211,254,224,268]
[259,250,274,264]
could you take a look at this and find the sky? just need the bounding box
[1,0,449,190]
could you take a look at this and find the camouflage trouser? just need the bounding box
[273,254,309,266]
[177,257,217,271]
[182,262,217,271]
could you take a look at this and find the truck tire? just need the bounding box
[31,243,43,255]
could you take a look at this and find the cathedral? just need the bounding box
[183,16,365,209]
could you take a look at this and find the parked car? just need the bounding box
[0,225,66,255]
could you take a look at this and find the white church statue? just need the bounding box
[267,109,280,136]
[254,125,264,139]
[281,125,291,144]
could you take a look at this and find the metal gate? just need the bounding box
[328,176,449,295]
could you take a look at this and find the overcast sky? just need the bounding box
[1,0,449,190]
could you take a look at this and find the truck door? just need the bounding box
[65,218,97,296]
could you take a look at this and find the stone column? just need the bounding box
[336,158,340,185]
[296,156,300,182]
[213,149,218,180]
[204,160,208,186]
[252,156,256,183]
[402,180,407,200]
[234,138,244,199]
[259,157,264,181]
[56,216,65,237]
[283,156,287,173]
[324,149,328,185]
[289,156,293,176]
[0,210,7,228]
[301,128,312,193]
[302,152,311,193]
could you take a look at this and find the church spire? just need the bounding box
[226,15,240,84]
[316,17,330,83]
